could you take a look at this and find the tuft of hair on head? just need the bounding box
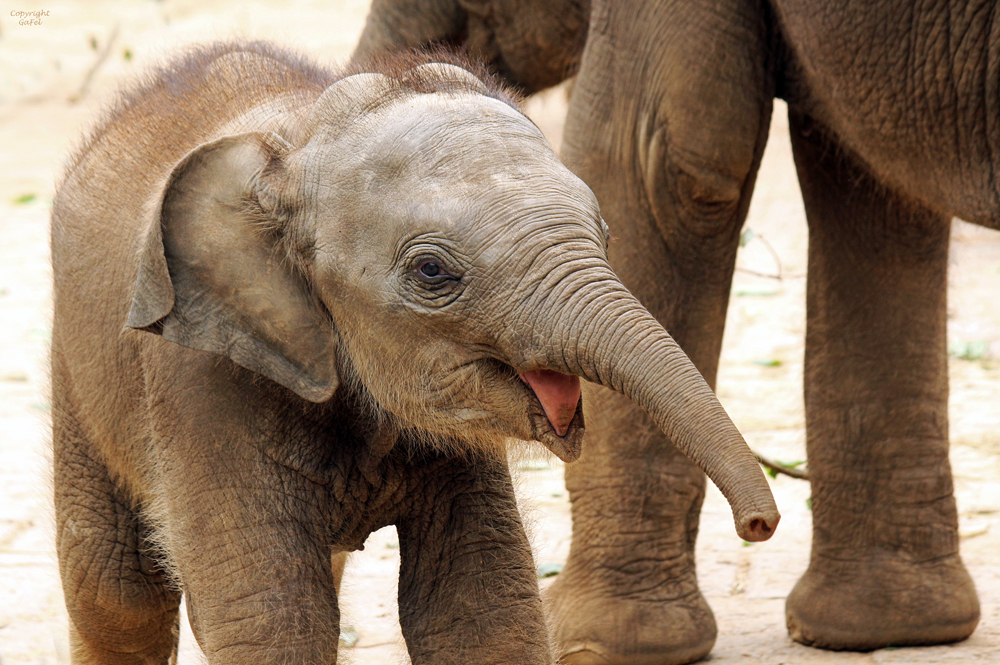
[60,40,336,187]
[345,45,524,113]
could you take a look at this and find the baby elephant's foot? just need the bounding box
[786,553,979,650]
[544,566,716,665]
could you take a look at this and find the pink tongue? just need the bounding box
[518,369,581,437]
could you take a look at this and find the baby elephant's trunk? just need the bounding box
[517,267,780,542]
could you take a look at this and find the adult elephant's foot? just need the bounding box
[551,387,718,664]
[786,553,979,650]
[545,567,715,665]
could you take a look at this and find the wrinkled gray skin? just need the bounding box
[50,42,779,665]
[357,0,590,92]
[356,0,999,662]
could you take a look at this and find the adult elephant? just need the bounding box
[356,0,994,662]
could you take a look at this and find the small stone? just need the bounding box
[959,522,989,539]
[339,626,359,648]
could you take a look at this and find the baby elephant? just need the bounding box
[50,41,778,665]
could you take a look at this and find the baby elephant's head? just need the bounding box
[128,60,778,541]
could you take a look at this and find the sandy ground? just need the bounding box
[2,1,1000,663]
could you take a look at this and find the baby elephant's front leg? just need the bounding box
[158,459,343,664]
[396,453,551,665]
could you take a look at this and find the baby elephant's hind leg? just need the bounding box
[54,386,181,664]
[331,551,348,594]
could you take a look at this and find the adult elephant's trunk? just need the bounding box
[506,266,780,542]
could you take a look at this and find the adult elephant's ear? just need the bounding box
[126,132,340,403]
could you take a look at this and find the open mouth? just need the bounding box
[518,369,586,462]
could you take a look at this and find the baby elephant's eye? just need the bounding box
[410,256,460,291]
[416,259,455,283]
[408,255,462,302]
[420,261,442,278]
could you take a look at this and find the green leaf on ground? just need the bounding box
[13,193,37,205]
[753,359,782,367]
[735,289,780,297]
[949,340,990,361]
[537,563,564,578]
[766,459,806,479]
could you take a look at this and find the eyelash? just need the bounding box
[412,257,459,287]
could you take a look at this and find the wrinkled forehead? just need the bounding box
[309,89,603,247]
[374,94,597,207]
[367,94,556,180]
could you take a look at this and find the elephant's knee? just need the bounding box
[59,509,181,652]
[643,126,753,250]
[668,153,746,225]
[66,547,177,621]
[641,146,751,284]
[67,580,179,658]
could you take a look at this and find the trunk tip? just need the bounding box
[738,511,781,542]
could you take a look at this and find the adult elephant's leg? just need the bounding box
[396,452,550,665]
[785,111,980,649]
[53,352,182,665]
[546,1,776,663]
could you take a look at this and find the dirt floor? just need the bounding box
[2,1,1000,663]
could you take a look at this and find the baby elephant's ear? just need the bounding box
[127,132,339,403]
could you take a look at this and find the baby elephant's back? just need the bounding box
[49,42,332,460]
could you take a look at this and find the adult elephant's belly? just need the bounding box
[774,0,1000,226]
